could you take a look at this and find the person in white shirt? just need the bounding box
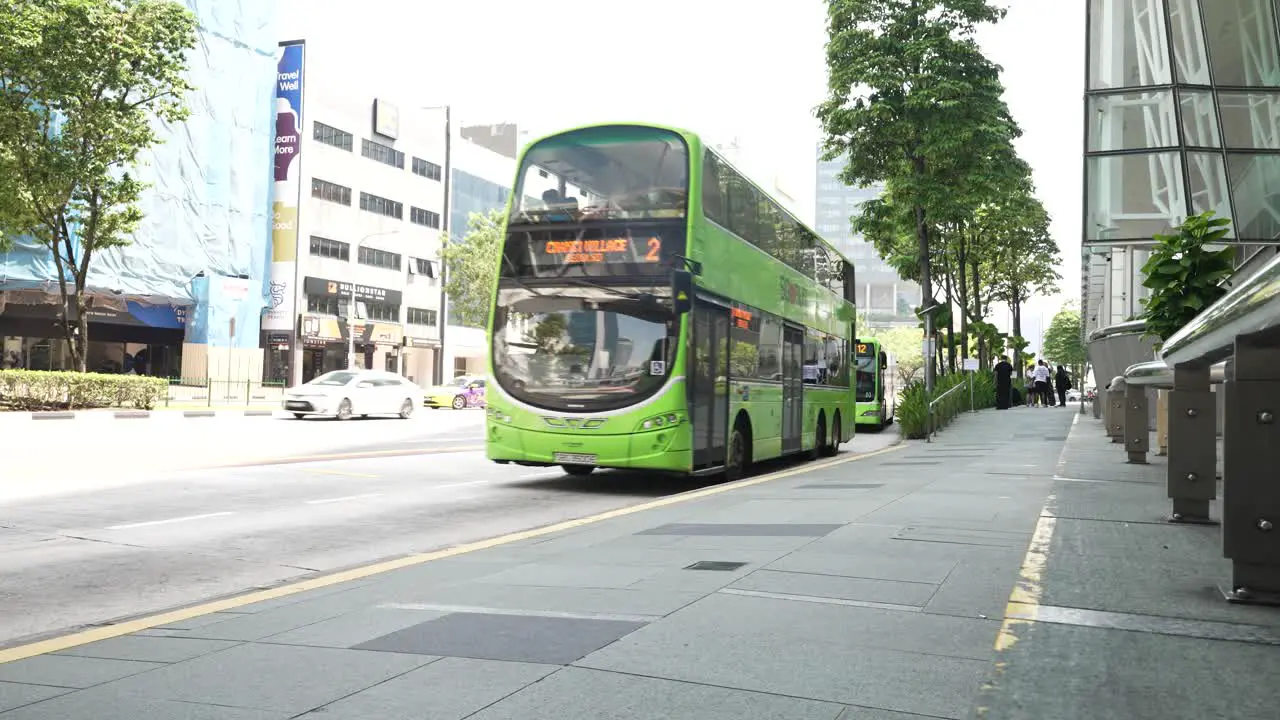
[1032,360,1051,407]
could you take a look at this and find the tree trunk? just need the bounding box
[956,226,969,366]
[1012,300,1023,380]
[74,296,89,373]
[914,203,934,391]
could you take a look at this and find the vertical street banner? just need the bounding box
[263,41,305,331]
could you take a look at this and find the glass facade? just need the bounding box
[448,168,511,327]
[814,150,921,322]
[1083,0,1280,333]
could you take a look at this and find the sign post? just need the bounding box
[963,357,980,412]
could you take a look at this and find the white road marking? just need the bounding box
[305,492,384,505]
[518,471,564,480]
[436,480,490,489]
[107,512,234,530]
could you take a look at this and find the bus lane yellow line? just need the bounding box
[0,442,905,663]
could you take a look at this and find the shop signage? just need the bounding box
[303,276,402,306]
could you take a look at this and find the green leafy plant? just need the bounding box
[1139,211,1236,344]
[895,370,995,440]
[0,369,167,410]
[439,208,505,328]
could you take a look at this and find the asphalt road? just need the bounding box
[0,420,898,647]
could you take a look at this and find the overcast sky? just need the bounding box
[279,0,1085,333]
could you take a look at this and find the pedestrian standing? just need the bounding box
[1033,360,1052,408]
[1055,364,1072,407]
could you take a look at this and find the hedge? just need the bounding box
[896,371,996,440]
[0,370,168,411]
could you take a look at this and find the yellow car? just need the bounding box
[424,375,487,410]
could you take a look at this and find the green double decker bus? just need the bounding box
[854,338,896,430]
[483,123,858,479]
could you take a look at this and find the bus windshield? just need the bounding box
[509,126,689,224]
[855,354,876,402]
[491,285,678,412]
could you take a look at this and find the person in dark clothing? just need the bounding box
[1055,365,1072,407]
[994,356,1014,410]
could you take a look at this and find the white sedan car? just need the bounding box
[283,369,424,420]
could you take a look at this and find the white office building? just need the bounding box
[264,75,526,387]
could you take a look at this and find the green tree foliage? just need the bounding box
[439,208,506,329]
[1041,305,1086,370]
[1139,211,1235,344]
[0,0,197,371]
[819,0,1038,388]
[869,326,924,385]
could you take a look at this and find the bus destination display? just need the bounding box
[539,236,663,265]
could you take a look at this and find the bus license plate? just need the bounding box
[554,452,597,465]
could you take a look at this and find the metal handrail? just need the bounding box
[1161,251,1280,367]
[926,377,971,442]
[1124,359,1228,387]
[1087,319,1146,343]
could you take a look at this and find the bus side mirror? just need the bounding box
[880,351,888,366]
[672,270,693,315]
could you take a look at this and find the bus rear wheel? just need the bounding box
[561,464,594,476]
[823,415,841,457]
[725,422,750,482]
[809,415,827,460]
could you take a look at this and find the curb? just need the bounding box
[0,409,282,421]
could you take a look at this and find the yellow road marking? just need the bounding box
[0,442,905,663]
[296,468,381,479]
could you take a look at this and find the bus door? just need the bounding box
[782,324,805,454]
[691,297,731,469]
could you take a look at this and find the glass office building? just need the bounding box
[1084,0,1280,333]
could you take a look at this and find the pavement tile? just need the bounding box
[153,612,256,631]
[474,562,666,589]
[686,498,887,524]
[923,551,1026,620]
[0,682,71,714]
[96,642,433,715]
[294,657,556,719]
[465,666,846,720]
[976,621,1280,720]
[261,607,449,649]
[766,549,958,584]
[0,686,288,720]
[53,636,239,664]
[354,612,646,664]
[730,569,938,607]
[0,655,163,689]
[171,592,372,641]
[833,707,944,719]
[361,581,704,617]
[576,592,994,718]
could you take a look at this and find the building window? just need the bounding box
[307,294,340,315]
[412,157,442,181]
[362,301,400,322]
[313,122,353,151]
[409,206,441,229]
[362,138,405,169]
[359,191,403,219]
[358,246,402,271]
[312,179,352,206]
[309,235,350,260]
[409,257,436,278]
[407,307,438,326]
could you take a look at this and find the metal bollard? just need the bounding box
[1156,389,1169,456]
[1167,366,1217,525]
[1220,339,1280,606]
[1124,381,1149,463]
[1106,377,1126,443]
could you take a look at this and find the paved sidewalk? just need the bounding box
[974,408,1280,719]
[0,407,1093,719]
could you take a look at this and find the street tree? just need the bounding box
[819,0,1011,391]
[0,0,197,372]
[981,193,1060,375]
[1041,303,1086,383]
[438,208,505,328]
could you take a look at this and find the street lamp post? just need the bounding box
[347,230,401,370]
[421,105,452,386]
